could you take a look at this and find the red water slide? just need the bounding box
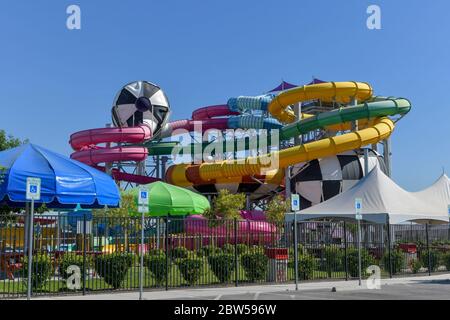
[69,125,160,184]
[164,104,239,136]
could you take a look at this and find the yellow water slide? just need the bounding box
[168,82,404,187]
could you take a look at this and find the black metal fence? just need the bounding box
[1,214,450,299]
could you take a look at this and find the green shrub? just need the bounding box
[248,245,265,255]
[59,253,91,280]
[346,247,375,277]
[241,251,268,281]
[147,248,166,257]
[171,246,190,259]
[382,249,405,274]
[289,244,305,257]
[410,259,422,274]
[177,256,203,285]
[208,253,235,283]
[198,245,222,257]
[323,247,344,272]
[94,253,135,289]
[144,253,167,285]
[289,254,317,280]
[442,252,450,271]
[420,250,442,272]
[236,244,248,255]
[22,253,53,290]
[222,243,235,254]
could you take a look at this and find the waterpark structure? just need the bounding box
[69,80,409,214]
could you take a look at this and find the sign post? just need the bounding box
[138,187,149,301]
[355,198,363,286]
[26,177,41,300]
[291,194,300,290]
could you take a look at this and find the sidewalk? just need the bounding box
[31,273,450,300]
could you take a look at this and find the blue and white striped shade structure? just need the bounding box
[0,144,120,208]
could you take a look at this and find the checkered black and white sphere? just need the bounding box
[111,81,171,138]
[291,149,386,209]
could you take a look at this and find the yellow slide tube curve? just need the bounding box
[268,81,373,123]
[196,117,393,182]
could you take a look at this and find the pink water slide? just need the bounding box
[165,104,239,135]
[69,125,159,184]
[184,215,277,245]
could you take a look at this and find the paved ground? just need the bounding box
[30,274,450,300]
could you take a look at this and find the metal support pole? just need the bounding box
[26,199,34,300]
[285,166,291,200]
[294,103,302,146]
[161,156,168,181]
[139,211,145,300]
[155,156,160,179]
[387,219,393,278]
[364,148,370,176]
[357,218,362,286]
[426,223,431,276]
[383,138,392,177]
[234,218,238,287]
[343,221,349,281]
[23,203,29,253]
[165,216,169,291]
[56,211,61,250]
[351,99,358,133]
[82,213,87,295]
[137,161,145,177]
[293,214,299,290]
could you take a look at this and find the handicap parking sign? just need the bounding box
[138,188,148,204]
[291,194,300,211]
[138,187,149,213]
[26,177,41,201]
[355,198,362,220]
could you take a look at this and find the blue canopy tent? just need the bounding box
[0,144,120,208]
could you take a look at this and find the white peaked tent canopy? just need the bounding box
[287,166,450,224]
[413,173,450,211]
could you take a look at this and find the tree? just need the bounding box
[92,191,138,251]
[265,194,289,224]
[0,130,26,152]
[0,130,27,214]
[204,190,246,226]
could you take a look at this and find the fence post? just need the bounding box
[343,221,348,281]
[387,220,392,278]
[426,223,431,276]
[293,220,299,290]
[82,212,87,295]
[234,218,238,287]
[27,200,34,300]
[165,216,169,291]
[448,222,450,242]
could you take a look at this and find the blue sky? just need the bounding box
[0,0,449,190]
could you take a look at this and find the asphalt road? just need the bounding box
[174,279,450,300]
[32,274,450,300]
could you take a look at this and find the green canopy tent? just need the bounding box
[128,181,210,216]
